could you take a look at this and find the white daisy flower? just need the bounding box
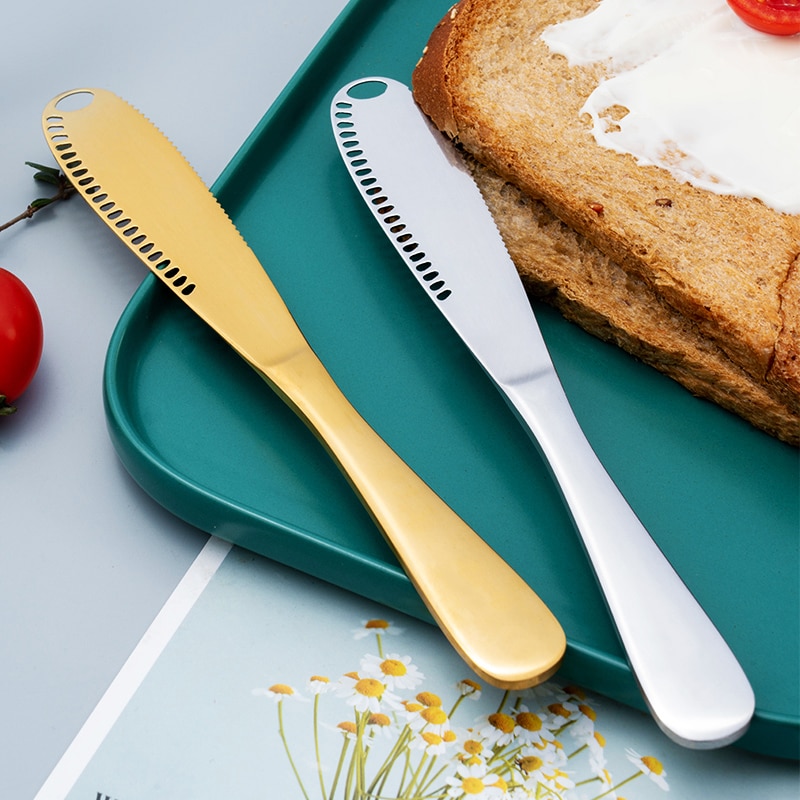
[459,736,487,764]
[337,673,400,714]
[540,767,575,794]
[335,720,359,741]
[306,675,335,695]
[583,729,609,780]
[478,712,517,747]
[446,762,504,799]
[365,712,396,740]
[418,704,451,736]
[625,748,669,791]
[523,681,581,707]
[592,767,618,799]
[515,753,548,784]
[545,699,580,726]
[400,699,426,729]
[513,708,546,746]
[360,652,425,691]
[352,618,403,640]
[456,678,483,700]
[409,730,449,756]
[251,683,305,702]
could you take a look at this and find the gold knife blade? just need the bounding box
[42,88,566,688]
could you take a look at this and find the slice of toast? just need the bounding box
[471,162,800,443]
[412,0,800,444]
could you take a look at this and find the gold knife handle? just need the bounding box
[260,348,565,689]
[39,87,564,690]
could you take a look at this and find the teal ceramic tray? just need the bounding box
[103,0,799,758]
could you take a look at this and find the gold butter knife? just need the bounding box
[42,88,565,689]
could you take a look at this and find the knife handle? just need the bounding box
[259,348,565,689]
[502,370,754,746]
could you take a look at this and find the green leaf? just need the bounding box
[32,172,60,186]
[0,395,17,415]
[26,161,64,186]
[25,161,60,176]
[29,197,54,209]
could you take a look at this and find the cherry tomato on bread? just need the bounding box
[0,268,43,413]
[727,0,800,35]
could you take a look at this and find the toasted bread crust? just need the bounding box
[413,0,800,444]
[472,164,800,443]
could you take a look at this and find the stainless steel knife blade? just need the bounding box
[331,76,754,749]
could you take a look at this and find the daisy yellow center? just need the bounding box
[518,755,543,773]
[338,721,357,734]
[403,701,424,713]
[310,675,329,683]
[493,777,508,791]
[381,659,407,677]
[269,683,294,695]
[563,684,586,700]
[459,678,482,694]
[461,777,486,795]
[417,691,442,707]
[444,730,458,743]
[548,703,571,719]
[368,713,391,726]
[365,619,390,630]
[421,706,448,725]
[464,739,483,755]
[422,732,443,745]
[488,712,515,734]
[355,678,384,698]
[550,769,570,790]
[594,731,606,747]
[578,704,597,721]
[516,711,542,732]
[641,755,665,775]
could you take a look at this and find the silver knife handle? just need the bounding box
[502,369,754,747]
[256,348,566,689]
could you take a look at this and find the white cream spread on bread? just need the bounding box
[541,0,800,214]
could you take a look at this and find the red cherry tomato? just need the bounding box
[727,0,800,35]
[0,268,43,412]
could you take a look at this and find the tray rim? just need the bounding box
[101,0,800,759]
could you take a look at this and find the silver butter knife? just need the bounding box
[331,77,754,749]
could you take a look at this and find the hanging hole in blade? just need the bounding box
[346,79,388,100]
[54,90,95,112]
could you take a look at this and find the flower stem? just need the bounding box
[0,166,75,234]
[400,752,428,799]
[496,689,511,714]
[328,737,351,800]
[313,694,327,799]
[592,771,640,799]
[366,725,413,795]
[277,699,310,800]
[568,743,588,759]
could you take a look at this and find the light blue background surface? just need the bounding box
[0,2,347,797]
[66,547,799,799]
